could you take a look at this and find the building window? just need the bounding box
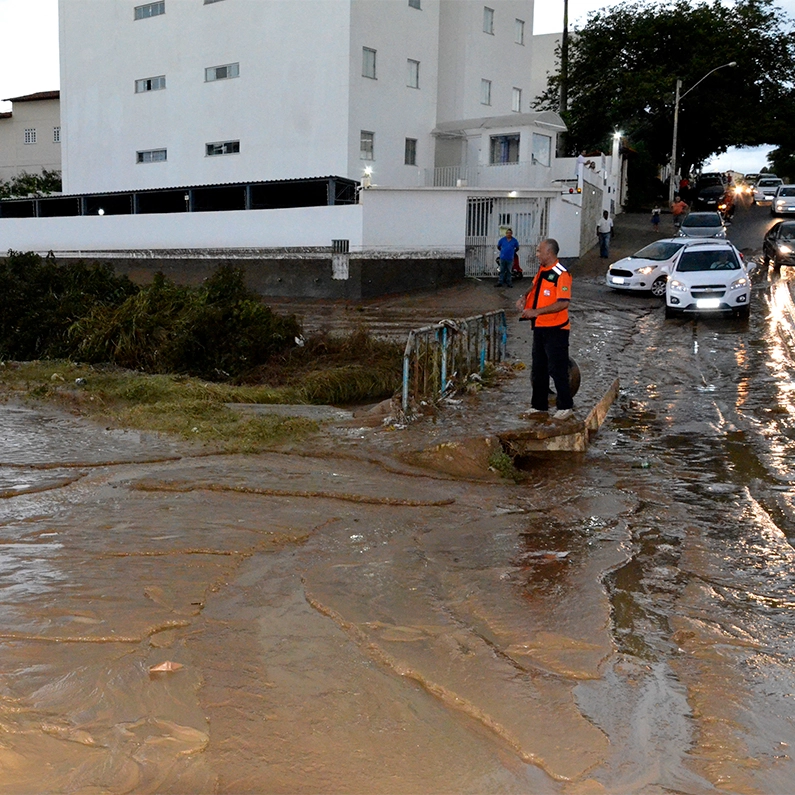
[408,0,421,7]
[405,138,417,166]
[483,6,494,34]
[532,133,552,166]
[512,87,522,112]
[24,128,36,144]
[204,0,226,3]
[490,134,520,165]
[134,2,165,20]
[480,79,492,105]
[407,59,420,89]
[362,47,377,79]
[135,75,166,93]
[137,148,167,163]
[53,126,61,143]
[515,18,525,44]
[206,140,240,156]
[360,130,375,160]
[205,63,239,82]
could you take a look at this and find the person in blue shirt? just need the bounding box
[496,228,520,288]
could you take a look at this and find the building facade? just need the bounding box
[58,0,539,194]
[0,91,62,183]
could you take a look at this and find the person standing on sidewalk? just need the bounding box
[671,195,688,229]
[496,228,519,288]
[516,238,574,420]
[596,210,613,258]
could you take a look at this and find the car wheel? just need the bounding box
[735,306,750,320]
[650,276,667,298]
[664,305,680,319]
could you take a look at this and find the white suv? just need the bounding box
[665,240,752,319]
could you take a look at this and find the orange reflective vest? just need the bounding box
[524,261,571,329]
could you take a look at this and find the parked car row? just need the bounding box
[606,237,752,319]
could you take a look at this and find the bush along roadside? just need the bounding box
[0,253,301,380]
[0,254,405,447]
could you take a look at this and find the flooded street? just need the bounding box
[2,204,795,793]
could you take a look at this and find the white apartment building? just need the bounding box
[0,91,62,183]
[58,0,542,194]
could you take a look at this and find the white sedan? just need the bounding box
[665,239,751,319]
[605,239,690,297]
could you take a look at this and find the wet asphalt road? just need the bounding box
[1,200,795,793]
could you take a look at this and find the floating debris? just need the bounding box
[149,660,184,673]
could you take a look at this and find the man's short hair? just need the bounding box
[506,228,512,234]
[542,238,560,257]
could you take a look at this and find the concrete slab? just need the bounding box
[499,378,620,456]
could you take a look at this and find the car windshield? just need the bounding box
[631,242,685,261]
[682,214,722,228]
[779,187,795,197]
[759,179,783,187]
[676,250,740,272]
[778,223,795,240]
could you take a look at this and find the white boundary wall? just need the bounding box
[0,187,584,260]
[0,204,363,256]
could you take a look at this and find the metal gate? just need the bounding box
[465,196,550,278]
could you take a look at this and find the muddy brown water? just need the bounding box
[1,256,795,793]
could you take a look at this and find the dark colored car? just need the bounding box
[762,220,795,268]
[692,176,726,210]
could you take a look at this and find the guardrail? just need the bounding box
[401,311,508,414]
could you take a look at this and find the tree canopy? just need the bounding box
[0,169,62,199]
[536,0,795,177]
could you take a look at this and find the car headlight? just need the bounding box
[635,265,655,275]
[730,276,748,289]
[668,279,689,292]
[776,200,786,208]
[779,244,794,254]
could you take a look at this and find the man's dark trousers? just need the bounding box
[531,327,573,411]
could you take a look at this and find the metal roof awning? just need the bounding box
[432,110,567,137]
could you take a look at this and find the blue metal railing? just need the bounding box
[401,310,508,414]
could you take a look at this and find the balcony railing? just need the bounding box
[425,160,551,189]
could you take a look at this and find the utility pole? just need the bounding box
[557,0,569,156]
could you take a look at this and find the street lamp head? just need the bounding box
[729,61,737,67]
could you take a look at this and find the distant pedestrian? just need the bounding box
[597,210,613,258]
[671,195,688,229]
[651,207,661,232]
[496,228,519,288]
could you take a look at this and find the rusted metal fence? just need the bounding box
[401,310,508,414]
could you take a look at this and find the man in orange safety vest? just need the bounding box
[516,238,574,420]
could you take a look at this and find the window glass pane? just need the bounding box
[360,131,374,160]
[532,133,551,166]
[480,79,491,105]
[206,63,239,82]
[137,148,167,163]
[490,134,520,164]
[136,75,166,93]
[512,87,522,112]
[405,138,417,166]
[206,140,240,156]
[407,59,419,88]
[515,18,524,44]
[483,6,494,33]
[134,2,165,20]
[408,0,421,8]
[362,48,376,79]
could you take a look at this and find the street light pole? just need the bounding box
[668,61,737,206]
